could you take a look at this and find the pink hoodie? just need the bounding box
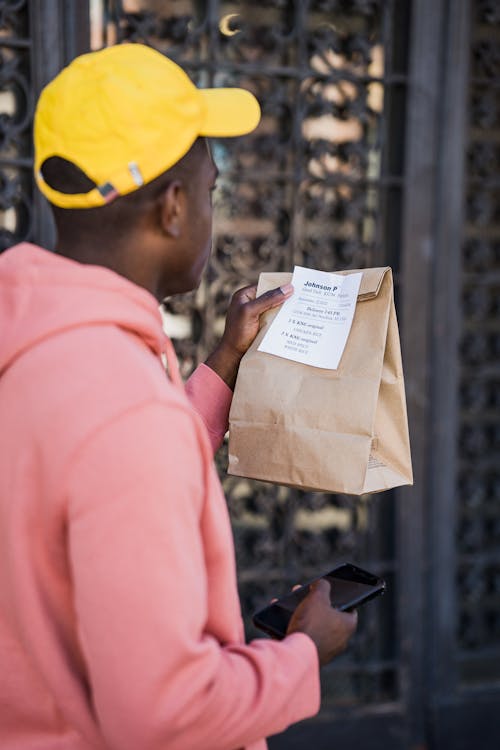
[0,244,319,750]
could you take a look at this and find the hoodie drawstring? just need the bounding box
[161,335,183,389]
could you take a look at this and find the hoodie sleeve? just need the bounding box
[185,363,232,453]
[66,400,320,750]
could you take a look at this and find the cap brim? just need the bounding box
[199,88,261,137]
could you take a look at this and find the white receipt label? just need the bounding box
[258,266,362,369]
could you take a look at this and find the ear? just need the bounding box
[158,180,186,238]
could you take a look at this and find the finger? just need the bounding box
[292,584,302,591]
[250,284,294,315]
[310,577,331,601]
[233,284,257,303]
[341,608,358,634]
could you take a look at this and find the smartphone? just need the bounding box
[252,562,386,640]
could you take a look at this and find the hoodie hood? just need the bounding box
[0,243,168,377]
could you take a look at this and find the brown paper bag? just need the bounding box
[228,267,413,495]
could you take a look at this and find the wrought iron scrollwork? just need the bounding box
[0,0,33,251]
[94,0,402,709]
[457,1,500,678]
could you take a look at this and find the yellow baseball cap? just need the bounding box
[34,43,261,209]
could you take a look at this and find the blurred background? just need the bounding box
[0,1,499,747]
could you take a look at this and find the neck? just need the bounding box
[56,234,161,301]
[56,234,121,266]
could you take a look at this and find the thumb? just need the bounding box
[249,284,294,316]
[309,577,331,603]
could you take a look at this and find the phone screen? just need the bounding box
[253,563,385,639]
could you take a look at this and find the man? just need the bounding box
[0,44,357,749]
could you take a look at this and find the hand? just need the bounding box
[220,283,293,357]
[204,283,293,389]
[286,578,358,667]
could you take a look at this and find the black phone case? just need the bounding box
[252,562,386,639]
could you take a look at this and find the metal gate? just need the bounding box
[0,0,499,747]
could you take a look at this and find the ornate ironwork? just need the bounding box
[1,0,498,742]
[0,0,34,251]
[457,0,500,683]
[94,0,406,714]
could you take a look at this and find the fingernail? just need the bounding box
[280,283,294,296]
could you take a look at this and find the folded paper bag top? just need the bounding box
[227,267,413,496]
